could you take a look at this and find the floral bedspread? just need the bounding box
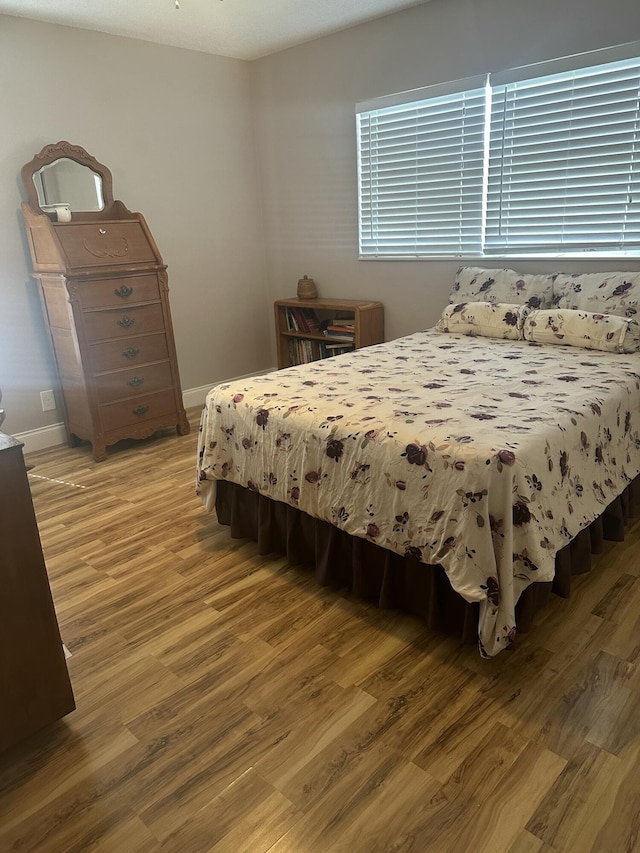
[196,331,640,656]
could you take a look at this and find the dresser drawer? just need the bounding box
[83,303,165,342]
[78,275,160,310]
[99,390,178,433]
[95,362,174,404]
[57,222,157,268]
[89,333,169,372]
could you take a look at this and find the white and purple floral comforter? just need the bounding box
[197,331,640,656]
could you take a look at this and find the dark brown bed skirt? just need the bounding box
[215,477,640,643]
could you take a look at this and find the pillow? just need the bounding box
[552,272,640,317]
[624,321,640,352]
[435,302,526,340]
[450,266,555,309]
[523,308,640,353]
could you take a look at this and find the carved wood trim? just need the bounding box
[21,141,115,212]
[81,237,130,259]
[158,269,169,294]
[65,281,81,303]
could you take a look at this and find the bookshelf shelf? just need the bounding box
[274,296,384,368]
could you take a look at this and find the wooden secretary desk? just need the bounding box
[21,141,190,461]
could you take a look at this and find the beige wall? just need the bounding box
[0,15,268,435]
[252,0,640,344]
[3,1,640,438]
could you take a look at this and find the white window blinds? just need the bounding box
[356,44,640,259]
[486,56,640,255]
[357,81,487,257]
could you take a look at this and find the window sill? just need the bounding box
[359,254,640,263]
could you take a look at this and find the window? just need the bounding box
[356,43,640,259]
[357,79,487,257]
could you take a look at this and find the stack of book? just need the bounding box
[288,338,354,365]
[284,309,357,364]
[322,342,354,358]
[323,317,356,341]
[289,338,322,364]
[285,307,320,333]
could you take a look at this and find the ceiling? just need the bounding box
[0,0,430,61]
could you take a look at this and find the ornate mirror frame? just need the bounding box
[21,141,115,216]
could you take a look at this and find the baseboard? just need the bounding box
[15,422,68,455]
[15,369,277,455]
[182,383,219,410]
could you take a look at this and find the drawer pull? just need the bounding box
[127,376,145,388]
[132,405,149,417]
[115,285,133,299]
[118,315,135,328]
[122,346,140,359]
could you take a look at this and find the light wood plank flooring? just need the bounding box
[2,408,640,851]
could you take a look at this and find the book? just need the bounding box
[285,308,298,331]
[322,342,354,357]
[289,337,323,364]
[286,307,320,333]
[302,308,320,332]
[326,324,355,334]
[324,327,355,340]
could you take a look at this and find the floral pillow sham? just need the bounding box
[436,301,527,340]
[449,266,555,309]
[523,308,640,353]
[552,272,640,318]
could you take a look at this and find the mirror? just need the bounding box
[21,141,115,217]
[33,158,104,212]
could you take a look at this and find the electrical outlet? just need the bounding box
[40,389,56,412]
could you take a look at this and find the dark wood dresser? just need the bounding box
[21,141,190,462]
[0,434,75,752]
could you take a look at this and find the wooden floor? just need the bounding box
[2,408,640,852]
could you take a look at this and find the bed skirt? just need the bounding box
[215,477,640,643]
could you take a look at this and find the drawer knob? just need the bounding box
[118,315,135,328]
[132,405,149,417]
[122,346,140,359]
[115,285,133,299]
[127,376,145,388]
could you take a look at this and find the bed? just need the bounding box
[197,267,640,656]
